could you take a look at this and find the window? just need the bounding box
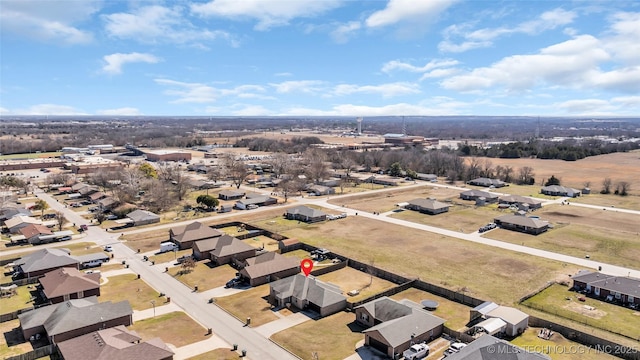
[360,313,369,322]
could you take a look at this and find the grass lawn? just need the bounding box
[128,311,208,348]
[317,267,396,303]
[521,284,640,340]
[390,288,472,331]
[121,230,168,253]
[213,284,279,326]
[0,152,62,160]
[390,204,499,234]
[242,235,279,252]
[484,204,640,270]
[511,327,619,360]
[271,311,363,360]
[0,285,34,314]
[0,319,33,359]
[100,273,166,310]
[149,249,192,264]
[571,193,640,211]
[281,249,312,260]
[168,262,237,292]
[185,348,240,360]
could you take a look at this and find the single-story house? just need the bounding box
[18,224,53,244]
[78,185,99,197]
[306,184,335,196]
[318,179,340,187]
[218,189,245,200]
[498,195,543,210]
[269,274,347,317]
[14,248,80,279]
[285,205,327,223]
[470,301,529,337]
[71,183,88,192]
[235,195,277,210]
[98,196,117,210]
[445,335,550,360]
[494,214,550,235]
[459,190,499,203]
[571,270,640,306]
[364,175,403,187]
[57,325,174,360]
[126,209,160,226]
[209,235,257,266]
[467,177,507,188]
[541,185,581,197]
[0,207,33,222]
[170,221,223,250]
[5,215,42,234]
[239,252,300,286]
[406,198,450,215]
[88,191,107,202]
[278,238,300,252]
[39,267,101,304]
[416,173,438,182]
[355,297,445,359]
[18,296,132,344]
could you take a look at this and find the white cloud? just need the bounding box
[269,80,326,94]
[155,79,269,103]
[274,72,293,77]
[330,21,361,43]
[382,59,459,73]
[282,99,468,116]
[439,8,576,53]
[365,0,456,28]
[556,99,616,115]
[96,107,142,116]
[612,96,640,107]
[419,68,460,80]
[0,0,98,44]
[10,104,87,115]
[0,107,9,115]
[602,12,640,66]
[191,0,343,31]
[103,5,235,47]
[332,82,420,98]
[230,105,274,116]
[102,53,161,75]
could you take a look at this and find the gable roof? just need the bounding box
[16,248,79,273]
[18,296,132,337]
[237,195,275,206]
[541,185,580,195]
[573,271,640,298]
[445,334,550,360]
[495,215,549,229]
[171,221,222,243]
[57,325,174,360]
[39,268,100,298]
[0,207,33,220]
[89,192,106,201]
[407,198,450,210]
[460,190,498,199]
[285,205,327,218]
[210,235,255,258]
[19,224,53,238]
[270,274,345,308]
[498,195,542,205]
[239,252,300,279]
[5,215,41,229]
[126,210,159,222]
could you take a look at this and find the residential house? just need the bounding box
[78,185,99,197]
[0,207,33,222]
[57,325,174,360]
[269,274,347,317]
[498,195,543,210]
[571,271,640,306]
[364,175,403,187]
[218,190,245,200]
[39,267,100,304]
[445,334,550,360]
[406,198,450,215]
[541,185,581,197]
[170,221,223,250]
[470,302,529,337]
[285,205,327,223]
[18,224,53,245]
[71,183,88,193]
[355,297,445,359]
[88,191,106,203]
[306,184,335,196]
[98,197,117,210]
[494,214,550,235]
[235,195,277,210]
[239,252,300,286]
[14,248,79,278]
[18,296,132,343]
[416,173,438,182]
[278,238,300,252]
[5,215,42,234]
[467,178,507,188]
[209,235,257,266]
[126,209,160,226]
[459,190,499,203]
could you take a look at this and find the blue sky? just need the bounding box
[1,0,639,117]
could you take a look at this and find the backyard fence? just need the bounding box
[443,326,475,344]
[0,307,34,324]
[5,344,57,360]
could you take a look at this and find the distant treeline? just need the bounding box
[458,139,639,161]
[234,136,324,153]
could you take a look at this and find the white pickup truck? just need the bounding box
[403,343,429,360]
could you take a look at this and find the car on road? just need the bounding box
[103,245,113,252]
[105,214,118,220]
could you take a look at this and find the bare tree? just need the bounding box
[583,181,591,189]
[517,166,535,185]
[616,181,630,196]
[55,211,66,231]
[266,152,290,179]
[222,154,249,189]
[601,178,612,194]
[303,148,329,184]
[340,155,357,184]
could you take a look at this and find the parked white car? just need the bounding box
[444,342,467,356]
[403,343,429,360]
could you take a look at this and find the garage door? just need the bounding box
[367,336,389,356]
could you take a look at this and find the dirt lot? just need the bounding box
[473,150,640,199]
[169,262,238,292]
[128,311,208,348]
[213,284,280,327]
[391,204,500,233]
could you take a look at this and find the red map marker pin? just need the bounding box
[301,259,314,277]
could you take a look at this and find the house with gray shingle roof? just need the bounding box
[235,195,277,210]
[209,235,257,266]
[494,214,549,235]
[269,274,346,317]
[406,198,450,215]
[355,297,445,359]
[460,189,499,203]
[126,210,160,226]
[239,252,300,286]
[218,189,245,200]
[14,248,79,278]
[170,221,223,250]
[57,325,174,360]
[468,177,507,188]
[18,296,132,343]
[498,195,543,210]
[445,334,550,360]
[39,267,101,304]
[541,185,581,197]
[285,205,327,223]
[572,270,640,306]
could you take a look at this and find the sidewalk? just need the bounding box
[253,312,312,337]
[133,302,182,321]
[172,336,234,360]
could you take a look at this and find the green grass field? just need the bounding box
[128,311,208,348]
[0,152,61,160]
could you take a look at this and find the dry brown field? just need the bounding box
[316,267,396,303]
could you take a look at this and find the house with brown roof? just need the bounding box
[98,197,117,210]
[169,221,223,250]
[218,189,245,200]
[5,215,42,234]
[406,198,450,215]
[57,325,174,360]
[494,214,550,235]
[18,296,132,343]
[210,235,257,266]
[239,252,300,286]
[88,191,107,202]
[19,224,53,244]
[39,267,100,304]
[269,274,347,317]
[355,297,445,359]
